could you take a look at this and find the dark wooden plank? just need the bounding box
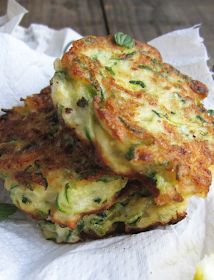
[0,0,7,16]
[103,0,214,66]
[1,0,107,36]
[101,0,160,41]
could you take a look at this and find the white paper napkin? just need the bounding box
[0,1,214,280]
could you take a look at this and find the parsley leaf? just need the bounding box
[114,32,135,48]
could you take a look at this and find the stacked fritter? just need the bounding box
[1,34,214,243]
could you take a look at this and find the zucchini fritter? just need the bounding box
[0,88,127,228]
[0,88,188,243]
[51,35,214,205]
[39,190,187,243]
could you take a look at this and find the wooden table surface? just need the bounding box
[1,0,214,66]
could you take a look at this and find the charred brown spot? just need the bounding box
[190,80,208,97]
[76,97,89,108]
[65,107,73,113]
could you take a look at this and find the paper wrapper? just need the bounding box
[0,1,214,279]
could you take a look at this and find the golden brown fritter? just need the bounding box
[51,35,214,205]
[0,87,127,228]
[0,87,188,244]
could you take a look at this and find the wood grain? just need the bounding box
[102,0,214,65]
[0,0,107,35]
[0,0,213,65]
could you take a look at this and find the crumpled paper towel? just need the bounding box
[0,1,214,280]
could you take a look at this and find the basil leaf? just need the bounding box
[114,32,135,48]
[0,203,17,220]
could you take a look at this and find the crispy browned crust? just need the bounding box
[0,88,129,229]
[49,211,187,244]
[59,35,214,205]
[0,87,107,183]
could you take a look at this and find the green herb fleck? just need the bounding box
[10,184,19,190]
[125,146,136,161]
[97,212,107,218]
[196,115,206,123]
[77,220,84,233]
[129,80,145,88]
[85,128,92,142]
[65,183,70,203]
[151,58,158,64]
[97,176,113,183]
[0,203,17,220]
[114,32,135,48]
[66,230,73,241]
[138,65,152,71]
[114,51,136,60]
[94,197,102,203]
[76,97,88,108]
[152,110,161,118]
[207,109,214,116]
[105,66,115,75]
[87,86,97,98]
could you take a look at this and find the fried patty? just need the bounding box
[51,35,214,205]
[0,87,127,228]
[39,185,187,243]
[0,88,188,243]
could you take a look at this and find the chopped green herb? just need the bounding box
[125,146,136,161]
[114,32,135,48]
[100,87,105,101]
[87,86,97,98]
[151,58,158,64]
[66,230,73,241]
[207,109,214,116]
[56,195,66,213]
[85,128,92,142]
[196,115,206,123]
[138,65,152,71]
[94,197,102,203]
[170,111,176,115]
[97,176,113,183]
[113,51,136,60]
[105,66,115,75]
[128,215,141,225]
[129,80,145,88]
[152,110,161,118]
[175,93,186,104]
[77,220,84,233]
[65,183,70,203]
[0,203,17,220]
[10,184,19,190]
[91,54,98,60]
[97,212,107,218]
[76,97,88,108]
